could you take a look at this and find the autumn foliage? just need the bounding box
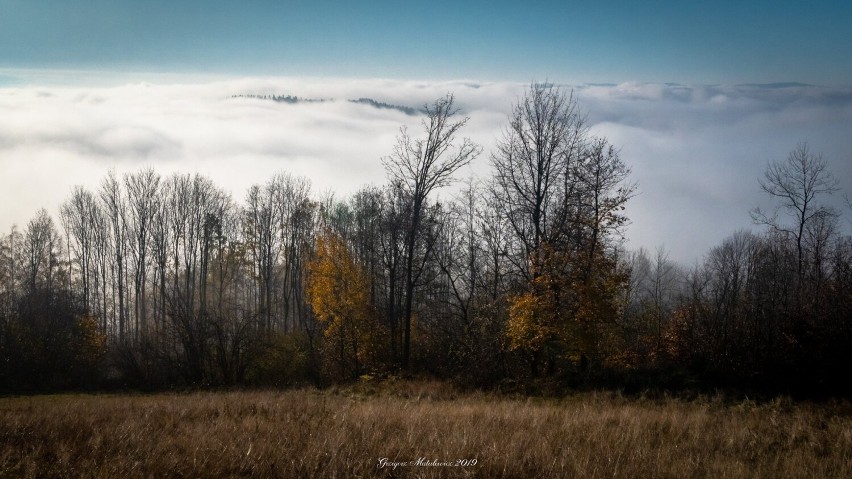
[307,230,383,379]
[507,246,628,376]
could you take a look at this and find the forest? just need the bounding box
[1,84,850,397]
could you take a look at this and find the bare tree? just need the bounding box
[490,83,586,280]
[275,174,313,332]
[125,168,161,339]
[244,180,282,331]
[0,227,24,308]
[804,209,838,286]
[751,142,839,280]
[480,183,513,300]
[100,171,129,342]
[0,228,24,350]
[24,209,62,293]
[60,187,100,313]
[382,94,481,369]
[620,246,684,365]
[576,138,637,265]
[432,179,484,326]
[377,183,408,361]
[150,181,172,334]
[349,186,385,307]
[90,203,110,333]
[162,173,231,383]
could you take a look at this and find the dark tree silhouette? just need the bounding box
[382,94,481,369]
[752,142,839,280]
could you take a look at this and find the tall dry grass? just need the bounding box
[1,382,850,478]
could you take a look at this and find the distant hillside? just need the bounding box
[232,94,422,115]
[348,98,421,115]
[231,94,329,104]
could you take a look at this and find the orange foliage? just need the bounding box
[507,244,628,368]
[307,232,370,336]
[73,314,107,367]
[307,230,382,377]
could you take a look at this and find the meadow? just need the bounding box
[1,381,850,478]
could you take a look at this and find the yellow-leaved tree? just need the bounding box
[307,230,382,379]
[507,245,627,376]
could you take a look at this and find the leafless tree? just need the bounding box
[480,183,513,300]
[576,138,636,265]
[751,142,839,280]
[382,94,481,369]
[0,227,23,309]
[432,179,485,327]
[244,179,282,331]
[24,209,62,293]
[490,83,587,280]
[620,246,683,364]
[60,186,100,314]
[274,173,313,332]
[349,186,385,307]
[100,171,129,342]
[377,183,408,361]
[0,228,24,347]
[162,173,231,382]
[125,168,161,339]
[150,181,172,334]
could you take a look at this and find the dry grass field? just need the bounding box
[1,381,850,478]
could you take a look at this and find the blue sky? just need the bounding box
[2,1,851,83]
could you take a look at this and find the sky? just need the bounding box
[1,2,851,264]
[2,1,852,84]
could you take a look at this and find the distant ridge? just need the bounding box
[231,94,329,103]
[348,98,421,115]
[232,94,422,115]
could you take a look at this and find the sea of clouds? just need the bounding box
[1,75,851,264]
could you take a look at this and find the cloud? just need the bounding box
[1,77,850,265]
[580,82,852,263]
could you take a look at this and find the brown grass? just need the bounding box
[1,382,850,478]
